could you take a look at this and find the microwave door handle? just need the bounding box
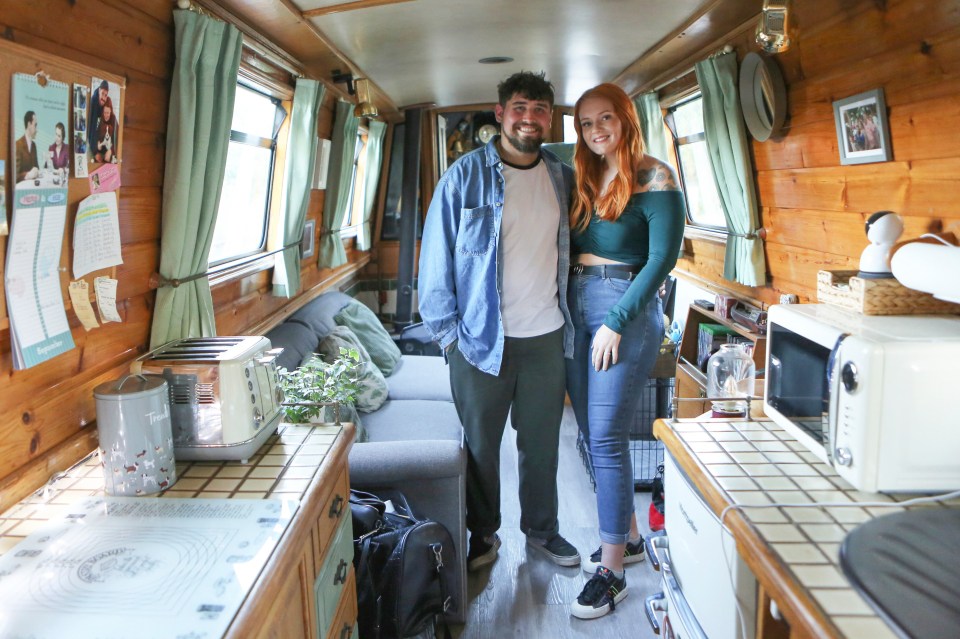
[824,334,848,463]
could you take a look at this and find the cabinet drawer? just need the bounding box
[313,465,350,576]
[326,568,359,639]
[314,510,354,639]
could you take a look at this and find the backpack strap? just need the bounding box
[430,542,453,639]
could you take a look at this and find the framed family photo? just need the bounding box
[833,88,892,165]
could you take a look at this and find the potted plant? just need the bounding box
[278,347,362,423]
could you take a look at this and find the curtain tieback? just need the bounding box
[728,228,768,241]
[149,241,302,289]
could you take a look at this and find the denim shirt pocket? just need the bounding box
[456,205,494,256]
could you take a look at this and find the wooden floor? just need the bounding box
[449,406,661,639]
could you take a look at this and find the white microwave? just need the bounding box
[764,304,960,493]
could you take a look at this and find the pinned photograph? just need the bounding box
[88,77,121,165]
[73,83,89,177]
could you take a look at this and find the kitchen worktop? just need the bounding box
[654,417,960,639]
[0,422,350,639]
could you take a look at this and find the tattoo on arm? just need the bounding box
[637,167,657,187]
[645,165,680,191]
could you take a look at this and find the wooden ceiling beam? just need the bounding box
[302,0,416,19]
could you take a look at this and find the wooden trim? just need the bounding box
[653,419,843,639]
[302,0,417,18]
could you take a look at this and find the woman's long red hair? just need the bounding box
[570,83,645,232]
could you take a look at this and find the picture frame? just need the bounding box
[833,88,892,165]
[301,219,316,259]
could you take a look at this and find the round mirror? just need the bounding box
[739,52,786,142]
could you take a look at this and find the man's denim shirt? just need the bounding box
[418,137,574,376]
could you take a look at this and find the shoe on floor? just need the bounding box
[581,537,645,573]
[467,533,501,572]
[571,566,628,620]
[526,533,581,566]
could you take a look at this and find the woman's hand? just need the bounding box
[591,325,622,371]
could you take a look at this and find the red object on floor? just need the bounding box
[649,502,665,531]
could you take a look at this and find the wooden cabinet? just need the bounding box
[228,424,357,639]
[674,304,766,418]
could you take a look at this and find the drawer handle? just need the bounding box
[329,494,345,518]
[333,559,348,585]
[339,623,353,639]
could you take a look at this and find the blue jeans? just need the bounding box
[566,274,664,544]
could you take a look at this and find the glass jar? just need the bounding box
[706,343,756,418]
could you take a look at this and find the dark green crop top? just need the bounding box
[571,190,686,332]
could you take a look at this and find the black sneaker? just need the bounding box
[467,533,501,572]
[526,533,581,566]
[571,566,628,619]
[581,537,645,573]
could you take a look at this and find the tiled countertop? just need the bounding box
[0,422,345,557]
[655,417,960,639]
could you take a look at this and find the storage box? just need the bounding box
[817,270,960,316]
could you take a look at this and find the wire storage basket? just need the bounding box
[576,342,677,492]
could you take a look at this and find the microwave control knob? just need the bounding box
[834,447,853,467]
[841,362,858,393]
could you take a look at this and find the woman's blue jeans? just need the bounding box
[566,273,663,544]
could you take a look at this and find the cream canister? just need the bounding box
[94,374,176,495]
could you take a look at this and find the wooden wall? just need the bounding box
[656,0,960,307]
[0,1,360,510]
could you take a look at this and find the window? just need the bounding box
[208,83,286,265]
[668,95,726,230]
[562,113,577,143]
[340,128,368,237]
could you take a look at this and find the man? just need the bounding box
[418,71,579,572]
[15,111,40,183]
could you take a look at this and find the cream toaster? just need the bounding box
[131,336,285,461]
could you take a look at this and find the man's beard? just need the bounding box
[503,127,543,154]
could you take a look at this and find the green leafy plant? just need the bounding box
[278,347,362,423]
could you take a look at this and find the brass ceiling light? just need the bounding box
[354,78,379,119]
[756,0,792,54]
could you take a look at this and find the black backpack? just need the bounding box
[350,489,457,639]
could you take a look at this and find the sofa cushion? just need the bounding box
[318,326,389,414]
[361,400,462,442]
[334,299,402,375]
[265,321,319,372]
[387,355,453,402]
[287,291,354,340]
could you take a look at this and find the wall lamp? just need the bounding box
[332,70,378,119]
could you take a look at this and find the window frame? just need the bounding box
[207,80,292,286]
[666,91,729,242]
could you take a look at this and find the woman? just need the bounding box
[566,83,685,620]
[48,122,70,170]
[95,97,117,163]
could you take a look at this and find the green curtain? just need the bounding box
[273,78,326,297]
[634,91,670,162]
[318,100,360,268]
[357,120,387,251]
[695,52,767,287]
[150,10,242,348]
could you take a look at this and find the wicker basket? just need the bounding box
[817,270,960,315]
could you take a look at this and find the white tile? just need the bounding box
[742,431,780,441]
[807,491,852,504]
[698,452,734,464]
[744,508,789,524]
[791,476,836,491]
[206,478,241,492]
[740,464,783,477]
[811,589,874,616]
[240,479,276,492]
[753,441,791,452]
[800,523,848,543]
[848,490,893,503]
[763,451,804,464]
[767,491,811,505]
[752,476,798,491]
[828,475,855,490]
[786,465,828,477]
[730,452,768,464]
[712,431,746,442]
[728,491,773,506]
[818,542,842,563]
[812,463,835,476]
[785,507,833,524]
[755,524,806,542]
[826,507,871,525]
[709,464,746,477]
[719,440,755,452]
[833,616,900,639]
[771,542,828,564]
[716,476,760,491]
[680,432,714,442]
[248,466,283,479]
[792,564,849,588]
[689,441,723,453]
[799,452,821,463]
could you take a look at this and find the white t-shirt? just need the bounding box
[499,158,565,337]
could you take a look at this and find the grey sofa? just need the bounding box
[264,291,467,623]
